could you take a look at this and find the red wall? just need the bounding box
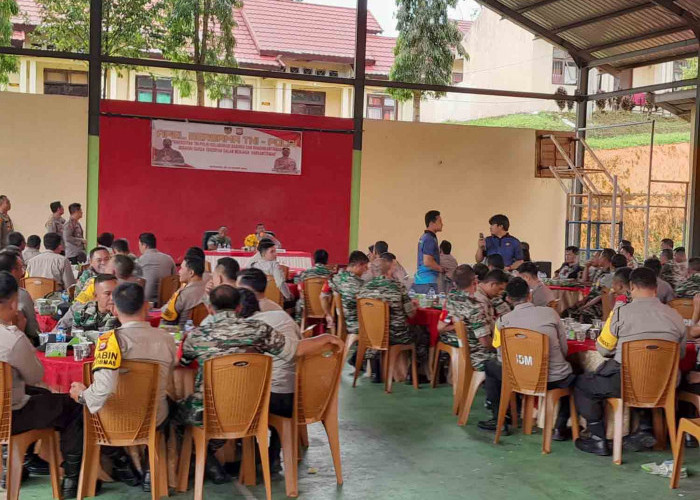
[98,101,353,262]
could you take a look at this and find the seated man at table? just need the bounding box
[487,254,505,272]
[137,232,177,304]
[574,268,686,456]
[0,250,39,344]
[22,235,41,264]
[58,274,119,332]
[437,264,495,371]
[566,248,615,322]
[206,226,231,250]
[204,257,239,295]
[675,256,700,298]
[362,241,409,284]
[358,253,429,380]
[517,262,555,307]
[0,272,84,498]
[161,255,207,329]
[243,223,281,249]
[113,254,139,284]
[113,238,143,278]
[237,268,283,312]
[644,258,675,304]
[25,232,76,290]
[295,248,332,321]
[478,278,575,437]
[70,282,177,492]
[248,239,293,307]
[620,244,637,269]
[76,246,111,296]
[474,269,511,321]
[609,267,631,310]
[555,246,583,279]
[660,249,681,288]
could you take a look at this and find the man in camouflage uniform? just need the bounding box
[473,269,511,327]
[566,248,615,322]
[437,265,495,371]
[0,195,13,250]
[58,275,119,332]
[295,249,332,322]
[660,249,681,288]
[76,246,112,298]
[206,226,232,250]
[322,251,369,335]
[675,257,700,298]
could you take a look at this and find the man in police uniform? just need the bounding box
[517,261,556,307]
[295,248,332,322]
[75,246,113,303]
[70,282,177,492]
[675,257,700,298]
[25,233,76,290]
[478,278,575,438]
[206,226,232,250]
[160,255,207,328]
[45,201,66,235]
[0,251,39,344]
[437,264,494,371]
[58,274,119,332]
[574,267,686,456]
[0,196,13,250]
[63,203,87,264]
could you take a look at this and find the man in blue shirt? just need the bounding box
[475,214,524,272]
[413,210,443,293]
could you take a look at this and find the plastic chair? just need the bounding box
[494,328,580,454]
[300,277,328,332]
[671,417,700,488]
[0,362,61,500]
[78,360,167,500]
[601,289,612,322]
[677,391,700,414]
[19,277,58,300]
[333,292,347,340]
[67,284,76,301]
[605,339,680,465]
[269,346,344,497]
[280,265,290,281]
[158,275,180,308]
[354,298,418,393]
[176,354,273,500]
[668,298,694,320]
[431,320,469,415]
[190,303,209,326]
[264,275,284,306]
[136,277,147,289]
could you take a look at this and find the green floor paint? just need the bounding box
[16,367,700,499]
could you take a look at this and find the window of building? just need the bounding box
[291,90,326,116]
[136,76,173,104]
[43,70,88,97]
[452,72,463,84]
[290,67,300,74]
[218,85,253,110]
[367,94,396,120]
[303,68,313,75]
[552,50,578,85]
[329,70,339,77]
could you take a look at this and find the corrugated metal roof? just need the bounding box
[476,0,700,70]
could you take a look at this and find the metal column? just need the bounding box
[573,66,589,253]
[86,0,102,248]
[690,64,700,255]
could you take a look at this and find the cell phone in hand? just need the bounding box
[479,233,484,239]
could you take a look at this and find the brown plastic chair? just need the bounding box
[494,328,580,454]
[669,298,694,320]
[605,339,680,465]
[190,303,209,327]
[677,391,700,414]
[19,277,58,300]
[0,362,61,500]
[136,277,147,289]
[158,275,180,308]
[204,261,211,273]
[269,346,344,497]
[431,320,470,415]
[67,283,76,301]
[78,360,167,500]
[280,264,290,281]
[333,292,348,340]
[671,417,700,488]
[601,289,612,322]
[300,277,328,331]
[264,275,284,306]
[176,354,273,500]
[354,298,418,393]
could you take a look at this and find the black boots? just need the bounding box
[61,453,82,499]
[205,448,232,484]
[103,447,142,487]
[370,358,382,383]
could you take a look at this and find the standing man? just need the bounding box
[0,195,13,250]
[137,233,176,305]
[45,201,66,235]
[63,203,87,264]
[413,210,443,294]
[25,233,76,290]
[475,214,524,272]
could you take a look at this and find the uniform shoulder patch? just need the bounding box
[93,330,122,371]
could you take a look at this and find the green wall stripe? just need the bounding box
[349,149,362,252]
[86,134,100,249]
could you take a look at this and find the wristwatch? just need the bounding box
[77,392,86,405]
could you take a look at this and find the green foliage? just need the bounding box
[0,0,19,87]
[681,58,698,80]
[388,0,468,118]
[159,0,242,104]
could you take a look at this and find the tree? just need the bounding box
[0,0,18,88]
[33,0,162,97]
[388,0,468,122]
[554,86,567,112]
[160,0,242,106]
[682,57,698,80]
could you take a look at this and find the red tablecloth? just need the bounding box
[204,250,313,271]
[566,339,698,373]
[567,339,596,356]
[37,351,92,393]
[409,307,442,346]
[549,286,591,294]
[37,314,58,333]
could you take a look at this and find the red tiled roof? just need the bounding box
[12,0,41,26]
[456,20,473,37]
[366,34,396,76]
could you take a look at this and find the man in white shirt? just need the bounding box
[136,232,176,304]
[248,239,292,303]
[25,232,76,289]
[237,268,283,312]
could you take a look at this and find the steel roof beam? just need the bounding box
[551,3,656,34]
[584,25,690,53]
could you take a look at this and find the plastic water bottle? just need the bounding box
[185,320,195,334]
[408,289,416,300]
[61,290,70,303]
[56,326,66,343]
[427,287,437,306]
[537,271,547,280]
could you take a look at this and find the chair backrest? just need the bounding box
[280,265,290,281]
[500,328,549,396]
[264,275,283,306]
[204,260,212,273]
[303,277,327,318]
[190,303,209,326]
[202,230,218,250]
[158,274,180,307]
[333,292,347,339]
[357,298,389,350]
[20,277,58,300]
[621,339,679,407]
[82,360,160,446]
[295,346,343,424]
[202,353,272,438]
[601,288,612,321]
[669,298,694,320]
[67,284,76,301]
[0,362,13,445]
[453,320,474,375]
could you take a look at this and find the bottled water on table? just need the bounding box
[56,326,66,343]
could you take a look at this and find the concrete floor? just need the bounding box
[18,366,700,499]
